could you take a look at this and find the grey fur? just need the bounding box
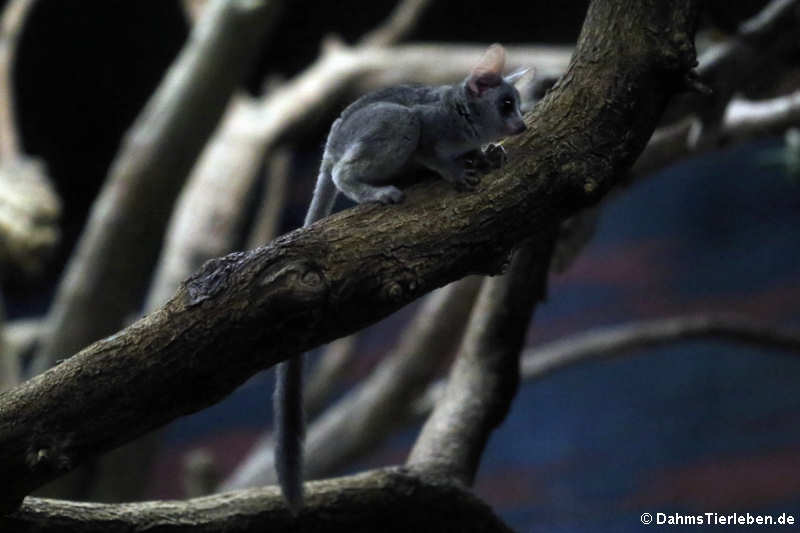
[273,43,528,513]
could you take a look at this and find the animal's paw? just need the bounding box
[375,186,405,204]
[483,144,507,170]
[451,166,481,191]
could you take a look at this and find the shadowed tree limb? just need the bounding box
[2,467,513,533]
[0,0,700,513]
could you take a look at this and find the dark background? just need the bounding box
[3,1,799,531]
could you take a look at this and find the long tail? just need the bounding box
[274,356,304,513]
[274,163,337,513]
[303,159,338,226]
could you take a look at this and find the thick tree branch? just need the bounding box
[408,234,556,484]
[2,467,512,533]
[0,0,699,511]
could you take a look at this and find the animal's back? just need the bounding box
[339,85,443,120]
[324,85,444,161]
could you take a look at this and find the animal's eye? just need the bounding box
[501,98,514,115]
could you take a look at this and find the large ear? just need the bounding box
[466,43,506,97]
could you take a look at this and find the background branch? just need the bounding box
[0,0,35,159]
[302,334,359,418]
[415,315,800,415]
[520,314,800,379]
[0,0,59,278]
[635,89,800,176]
[31,0,281,374]
[244,146,293,249]
[359,0,434,47]
[408,232,557,484]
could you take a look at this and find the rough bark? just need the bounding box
[0,0,699,512]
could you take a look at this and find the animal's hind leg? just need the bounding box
[333,147,406,204]
[331,104,419,205]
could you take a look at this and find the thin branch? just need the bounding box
[220,277,483,489]
[182,448,220,498]
[0,290,16,391]
[244,146,292,249]
[521,315,800,379]
[32,0,282,374]
[359,0,434,47]
[634,89,800,176]
[415,315,800,415]
[408,234,557,484]
[2,467,513,533]
[0,0,700,509]
[302,334,359,418]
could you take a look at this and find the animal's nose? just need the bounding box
[514,122,527,134]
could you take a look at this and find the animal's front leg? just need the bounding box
[462,144,508,175]
[451,144,508,190]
